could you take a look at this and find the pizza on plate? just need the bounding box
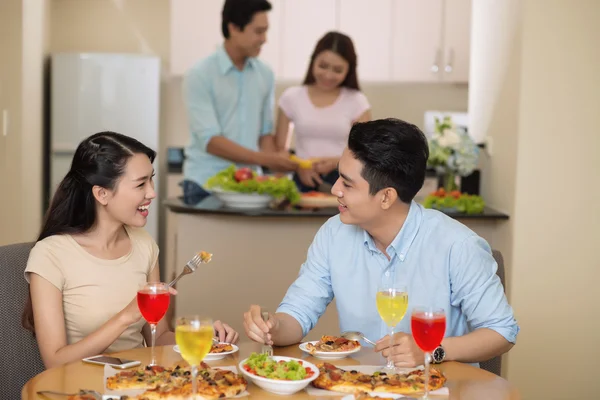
[306,335,361,354]
[210,343,234,353]
[312,362,446,395]
[104,362,247,399]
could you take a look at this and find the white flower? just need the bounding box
[437,129,461,149]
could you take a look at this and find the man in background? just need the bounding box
[181,0,297,204]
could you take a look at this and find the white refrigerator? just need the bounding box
[50,53,161,241]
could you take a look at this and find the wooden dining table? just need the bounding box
[22,341,519,399]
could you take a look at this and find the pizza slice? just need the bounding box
[372,366,446,394]
[106,365,175,391]
[306,335,361,354]
[312,363,372,393]
[210,343,234,353]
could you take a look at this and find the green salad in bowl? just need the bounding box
[205,165,300,204]
[238,353,319,395]
[242,352,314,380]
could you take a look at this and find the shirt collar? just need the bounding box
[363,201,423,262]
[216,44,256,74]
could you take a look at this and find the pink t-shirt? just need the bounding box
[278,85,370,159]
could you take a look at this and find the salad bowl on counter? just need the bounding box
[210,188,273,210]
[206,165,300,210]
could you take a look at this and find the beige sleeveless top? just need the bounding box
[24,226,159,353]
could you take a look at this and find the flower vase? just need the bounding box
[439,172,458,192]
[444,172,458,192]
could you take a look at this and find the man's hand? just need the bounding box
[374,332,426,368]
[243,305,280,345]
[259,152,298,172]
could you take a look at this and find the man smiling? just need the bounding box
[243,118,519,368]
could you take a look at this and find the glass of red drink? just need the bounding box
[410,307,446,399]
[137,282,171,366]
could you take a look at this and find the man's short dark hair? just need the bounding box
[221,0,272,38]
[347,118,429,204]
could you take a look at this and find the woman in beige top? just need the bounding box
[22,132,239,368]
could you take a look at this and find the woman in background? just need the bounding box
[22,132,238,368]
[275,31,371,191]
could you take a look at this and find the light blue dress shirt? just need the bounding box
[277,202,519,352]
[183,45,275,187]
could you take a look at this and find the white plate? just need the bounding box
[211,188,273,210]
[173,343,239,361]
[299,340,361,360]
[238,356,319,395]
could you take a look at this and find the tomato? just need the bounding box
[234,167,253,182]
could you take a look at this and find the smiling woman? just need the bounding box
[274,31,372,193]
[21,132,240,369]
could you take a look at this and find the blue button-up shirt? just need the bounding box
[183,45,275,187]
[277,202,519,350]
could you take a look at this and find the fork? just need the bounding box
[37,389,103,399]
[261,311,273,356]
[168,251,212,287]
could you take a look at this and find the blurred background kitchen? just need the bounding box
[0,1,598,399]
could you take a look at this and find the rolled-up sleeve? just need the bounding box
[449,235,520,344]
[183,70,221,151]
[260,70,275,136]
[277,224,334,337]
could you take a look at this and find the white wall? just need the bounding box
[471,0,600,398]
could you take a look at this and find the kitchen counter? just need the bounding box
[163,196,509,338]
[164,196,509,220]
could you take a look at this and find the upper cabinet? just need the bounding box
[442,0,471,82]
[170,0,471,83]
[392,0,471,83]
[280,0,336,81]
[338,0,393,82]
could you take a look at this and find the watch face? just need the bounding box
[433,347,445,362]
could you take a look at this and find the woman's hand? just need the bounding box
[297,167,323,188]
[313,158,338,175]
[213,320,240,344]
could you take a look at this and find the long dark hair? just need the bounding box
[22,131,156,332]
[302,31,360,90]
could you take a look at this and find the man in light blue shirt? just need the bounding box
[182,0,297,204]
[243,118,519,367]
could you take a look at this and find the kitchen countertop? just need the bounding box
[164,196,509,220]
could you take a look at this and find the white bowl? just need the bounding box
[211,188,273,210]
[238,356,319,395]
[299,341,361,360]
[173,343,239,361]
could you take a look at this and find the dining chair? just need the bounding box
[0,242,45,398]
[479,249,507,376]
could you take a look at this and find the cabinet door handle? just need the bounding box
[445,48,454,73]
[431,48,441,73]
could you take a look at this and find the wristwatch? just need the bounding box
[431,345,446,364]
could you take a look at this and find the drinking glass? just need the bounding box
[137,282,170,366]
[376,268,408,372]
[410,307,446,399]
[175,316,213,397]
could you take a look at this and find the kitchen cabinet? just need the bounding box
[279,0,337,81]
[442,0,471,82]
[170,0,471,83]
[392,0,471,82]
[338,0,393,82]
